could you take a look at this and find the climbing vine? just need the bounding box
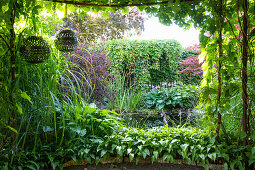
[104,39,183,89]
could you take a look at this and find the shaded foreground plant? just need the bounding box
[1,124,254,169]
[0,99,124,169]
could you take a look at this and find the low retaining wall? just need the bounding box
[63,157,223,170]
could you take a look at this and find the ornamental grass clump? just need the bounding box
[67,42,112,105]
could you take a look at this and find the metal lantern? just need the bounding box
[20,36,50,64]
[55,29,78,52]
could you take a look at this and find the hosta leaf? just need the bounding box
[146,100,154,104]
[101,150,107,157]
[156,103,165,110]
[199,154,205,161]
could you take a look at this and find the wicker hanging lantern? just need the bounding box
[55,29,78,52]
[20,36,50,64]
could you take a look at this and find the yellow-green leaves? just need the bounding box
[6,125,17,134]
[16,102,23,114]
[103,10,109,19]
[2,4,9,13]
[120,7,129,15]
[20,91,31,103]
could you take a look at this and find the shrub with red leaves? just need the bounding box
[179,44,204,77]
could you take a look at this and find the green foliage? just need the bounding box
[1,125,254,169]
[144,83,199,110]
[0,0,255,169]
[105,73,143,113]
[0,103,124,169]
[104,39,183,90]
[197,0,255,136]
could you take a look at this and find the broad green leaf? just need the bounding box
[101,150,107,157]
[84,106,96,114]
[143,148,150,158]
[208,153,216,161]
[181,143,189,151]
[71,156,76,162]
[84,148,90,154]
[156,103,165,110]
[199,154,205,161]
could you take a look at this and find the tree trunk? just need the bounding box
[216,0,223,139]
[241,0,249,168]
[9,2,17,145]
[241,0,248,146]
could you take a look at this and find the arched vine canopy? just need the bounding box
[0,0,254,155]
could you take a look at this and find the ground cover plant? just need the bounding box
[0,0,254,170]
[1,120,254,169]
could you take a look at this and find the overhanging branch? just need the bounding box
[46,0,198,7]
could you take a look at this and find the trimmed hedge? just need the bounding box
[104,39,183,90]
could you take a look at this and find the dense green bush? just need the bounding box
[144,83,199,110]
[104,39,183,90]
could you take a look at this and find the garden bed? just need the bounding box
[63,157,223,170]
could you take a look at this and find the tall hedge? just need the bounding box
[104,40,183,90]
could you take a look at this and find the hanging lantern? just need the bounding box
[55,29,78,52]
[20,36,50,64]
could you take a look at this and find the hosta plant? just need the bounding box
[144,83,199,110]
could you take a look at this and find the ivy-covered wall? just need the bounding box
[104,39,183,90]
